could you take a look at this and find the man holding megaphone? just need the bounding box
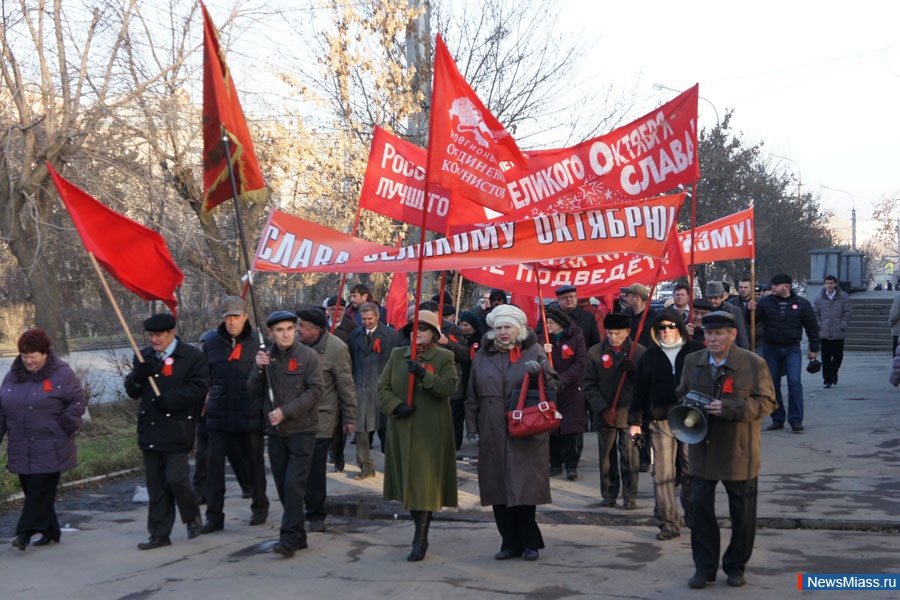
[675,311,777,590]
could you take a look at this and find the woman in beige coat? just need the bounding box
[465,305,559,561]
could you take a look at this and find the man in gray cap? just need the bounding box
[248,311,323,558]
[677,310,776,589]
[125,313,209,550]
[705,281,749,349]
[296,307,357,532]
[199,296,270,534]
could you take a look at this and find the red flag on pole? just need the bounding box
[384,272,409,331]
[48,163,184,315]
[201,1,266,212]
[427,34,528,215]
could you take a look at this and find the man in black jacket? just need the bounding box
[125,313,209,550]
[200,296,269,533]
[554,285,602,349]
[754,273,820,432]
[629,308,704,540]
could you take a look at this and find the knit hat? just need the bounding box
[544,307,572,328]
[296,307,327,330]
[486,304,527,331]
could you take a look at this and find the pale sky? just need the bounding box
[562,0,900,245]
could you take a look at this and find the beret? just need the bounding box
[143,313,176,332]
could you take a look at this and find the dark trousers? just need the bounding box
[330,414,346,470]
[305,437,333,521]
[597,427,639,502]
[193,423,253,497]
[549,433,579,469]
[17,472,61,540]
[205,429,269,524]
[820,338,844,384]
[143,450,200,537]
[450,396,466,451]
[269,432,315,548]
[492,504,544,552]
[691,477,758,578]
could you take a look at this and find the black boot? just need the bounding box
[407,511,431,561]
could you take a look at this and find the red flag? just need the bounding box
[201,2,266,212]
[427,34,527,215]
[48,163,184,315]
[384,272,409,330]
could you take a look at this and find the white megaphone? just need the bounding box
[668,390,712,444]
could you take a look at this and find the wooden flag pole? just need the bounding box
[87,252,161,397]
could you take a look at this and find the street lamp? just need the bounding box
[770,153,802,200]
[652,82,720,126]
[821,185,856,252]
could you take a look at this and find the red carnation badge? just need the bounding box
[602,354,613,369]
[161,356,174,376]
[562,344,574,359]
[723,377,734,394]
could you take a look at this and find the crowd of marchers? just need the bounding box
[2,272,854,588]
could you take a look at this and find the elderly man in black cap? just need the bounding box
[676,310,776,589]
[551,285,601,349]
[125,313,209,550]
[199,296,270,534]
[248,311,324,558]
[753,273,819,432]
[296,307,357,533]
[583,312,645,509]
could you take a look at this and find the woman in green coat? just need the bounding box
[379,310,458,562]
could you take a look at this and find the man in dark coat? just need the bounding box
[583,312,645,509]
[349,302,400,478]
[677,311,776,588]
[125,313,209,550]
[629,308,704,540]
[248,311,323,558]
[706,281,749,349]
[324,295,357,471]
[552,285,602,349]
[297,307,357,533]
[199,296,269,534]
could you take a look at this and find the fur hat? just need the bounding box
[771,273,792,285]
[603,312,631,331]
[706,281,726,297]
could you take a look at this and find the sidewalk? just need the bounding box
[1,351,898,598]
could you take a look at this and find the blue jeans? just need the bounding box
[764,344,803,425]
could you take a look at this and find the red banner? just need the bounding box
[678,208,753,263]
[358,126,493,234]
[201,2,267,212]
[361,87,698,230]
[427,34,528,215]
[252,193,685,275]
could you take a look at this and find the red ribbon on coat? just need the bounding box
[509,346,522,363]
[228,344,242,361]
[43,379,53,392]
[373,338,382,353]
[288,358,298,371]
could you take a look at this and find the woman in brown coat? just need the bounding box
[465,305,559,561]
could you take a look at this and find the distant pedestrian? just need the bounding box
[2,329,86,550]
[812,276,852,388]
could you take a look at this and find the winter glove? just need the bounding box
[407,360,427,379]
[394,403,416,419]
[523,360,542,375]
[618,358,636,374]
[132,357,161,383]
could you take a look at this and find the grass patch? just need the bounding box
[1,398,141,500]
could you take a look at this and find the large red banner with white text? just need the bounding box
[360,87,699,230]
[253,193,685,275]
